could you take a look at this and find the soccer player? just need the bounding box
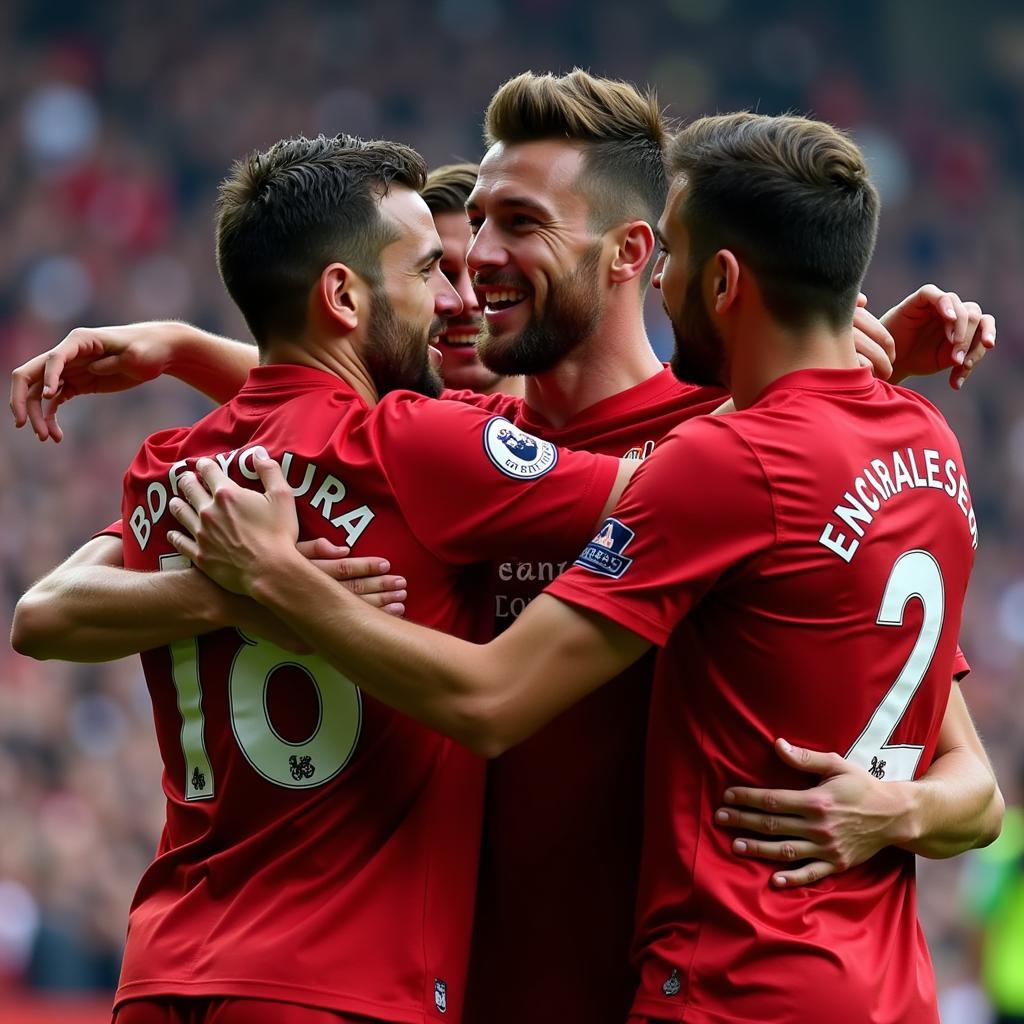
[421,162,523,397]
[165,111,998,1024]
[10,73,1000,1024]
[15,133,636,1024]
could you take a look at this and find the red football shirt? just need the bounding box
[117,365,617,1023]
[457,368,728,1024]
[549,368,976,1024]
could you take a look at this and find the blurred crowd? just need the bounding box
[1,0,1022,1017]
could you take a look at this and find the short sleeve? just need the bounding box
[547,417,777,646]
[952,644,970,681]
[96,519,123,539]
[441,388,523,418]
[376,394,619,564]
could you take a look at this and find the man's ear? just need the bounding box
[607,221,656,285]
[710,249,741,315]
[317,263,363,332]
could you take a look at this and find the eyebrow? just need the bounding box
[417,246,444,266]
[465,195,553,219]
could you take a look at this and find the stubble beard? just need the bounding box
[669,270,727,389]
[365,288,445,399]
[476,243,603,377]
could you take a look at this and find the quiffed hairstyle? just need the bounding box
[667,112,880,329]
[216,134,426,348]
[484,69,668,236]
[421,162,479,216]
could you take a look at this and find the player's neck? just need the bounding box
[729,322,860,409]
[524,312,663,428]
[264,339,380,406]
[483,376,526,399]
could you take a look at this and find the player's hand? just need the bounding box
[852,294,896,379]
[10,322,179,442]
[168,453,300,596]
[881,285,996,389]
[715,738,909,887]
[296,538,408,617]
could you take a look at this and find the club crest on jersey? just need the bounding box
[483,417,558,479]
[434,978,448,1014]
[574,517,635,579]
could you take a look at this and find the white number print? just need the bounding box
[846,549,945,782]
[159,555,362,799]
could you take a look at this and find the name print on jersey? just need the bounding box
[818,446,977,563]
[128,444,375,551]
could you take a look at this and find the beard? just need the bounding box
[668,270,727,388]
[476,243,603,377]
[364,288,445,399]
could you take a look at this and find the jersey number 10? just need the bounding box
[160,555,363,799]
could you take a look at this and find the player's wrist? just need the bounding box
[884,781,923,848]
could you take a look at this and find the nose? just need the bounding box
[456,266,480,316]
[434,272,463,319]
[466,220,507,274]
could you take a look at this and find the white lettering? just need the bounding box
[147,482,167,524]
[311,475,346,520]
[281,452,316,497]
[870,459,895,499]
[944,459,958,497]
[891,451,913,493]
[818,523,858,563]
[130,506,151,550]
[835,491,874,538]
[331,505,374,546]
[924,449,943,490]
[854,476,881,512]
[168,460,189,497]
[238,445,270,481]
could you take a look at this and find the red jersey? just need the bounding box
[455,369,728,1024]
[118,365,617,1023]
[549,368,977,1024]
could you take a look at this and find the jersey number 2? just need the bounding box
[160,555,362,800]
[845,549,945,782]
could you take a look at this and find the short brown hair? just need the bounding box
[667,113,879,329]
[421,162,478,216]
[484,69,668,236]
[216,134,426,348]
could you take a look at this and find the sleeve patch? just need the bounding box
[483,417,558,479]
[573,517,635,579]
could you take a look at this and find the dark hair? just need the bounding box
[666,112,880,329]
[484,69,668,239]
[216,134,426,348]
[421,162,479,216]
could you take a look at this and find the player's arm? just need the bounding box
[10,321,258,443]
[166,456,651,756]
[11,533,407,662]
[715,683,1004,887]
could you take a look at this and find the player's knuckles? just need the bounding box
[779,842,800,861]
[758,813,781,834]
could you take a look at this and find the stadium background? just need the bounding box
[1,0,1021,1020]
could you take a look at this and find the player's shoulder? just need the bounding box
[441,387,523,418]
[130,424,193,474]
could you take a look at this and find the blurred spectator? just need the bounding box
[2,0,1022,1013]
[963,757,1024,1023]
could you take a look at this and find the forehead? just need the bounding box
[378,186,441,259]
[432,210,471,256]
[472,140,588,212]
[659,176,689,238]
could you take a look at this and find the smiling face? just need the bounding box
[364,186,462,397]
[430,210,502,393]
[466,140,605,376]
[653,178,726,389]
